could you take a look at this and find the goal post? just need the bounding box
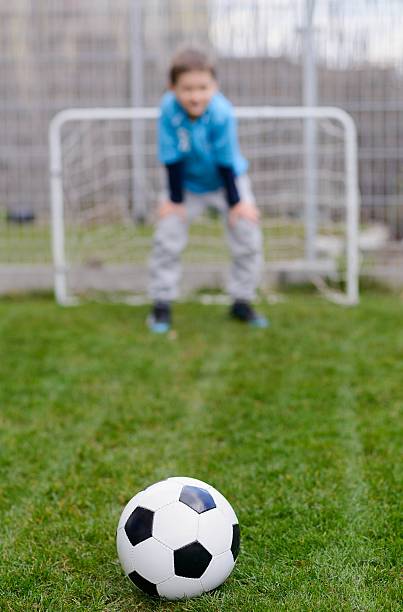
[49,106,360,306]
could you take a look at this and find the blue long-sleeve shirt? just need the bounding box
[158,91,248,205]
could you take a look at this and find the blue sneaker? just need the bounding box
[147,302,172,334]
[230,300,269,328]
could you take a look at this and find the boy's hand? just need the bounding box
[158,200,186,220]
[229,201,260,226]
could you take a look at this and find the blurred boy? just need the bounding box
[148,48,268,333]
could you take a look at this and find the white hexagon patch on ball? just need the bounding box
[116,477,240,600]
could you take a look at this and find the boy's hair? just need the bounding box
[169,47,217,85]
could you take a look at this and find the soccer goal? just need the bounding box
[49,106,359,306]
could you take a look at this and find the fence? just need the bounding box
[0,0,402,290]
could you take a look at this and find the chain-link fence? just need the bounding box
[1,0,402,291]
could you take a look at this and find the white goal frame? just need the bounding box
[49,106,360,306]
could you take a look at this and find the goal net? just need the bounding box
[50,107,359,305]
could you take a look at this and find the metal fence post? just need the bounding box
[130,0,147,223]
[303,0,318,262]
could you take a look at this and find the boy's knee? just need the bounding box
[230,219,263,257]
[154,215,187,255]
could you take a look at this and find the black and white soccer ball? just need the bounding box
[116,476,240,600]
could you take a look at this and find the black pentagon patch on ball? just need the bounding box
[128,570,158,597]
[174,541,213,578]
[179,485,216,514]
[124,506,154,547]
[231,523,240,560]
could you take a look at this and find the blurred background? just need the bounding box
[1,0,402,296]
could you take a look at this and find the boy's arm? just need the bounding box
[212,110,259,223]
[217,164,240,207]
[218,162,260,223]
[166,161,184,204]
[218,164,259,224]
[157,161,186,219]
[211,112,245,207]
[158,109,186,212]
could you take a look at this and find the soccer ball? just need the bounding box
[116,476,240,600]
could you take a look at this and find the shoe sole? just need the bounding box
[146,316,171,334]
[230,314,269,328]
[249,317,269,328]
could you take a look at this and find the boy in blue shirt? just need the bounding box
[148,48,268,332]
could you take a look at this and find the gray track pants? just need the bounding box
[148,175,263,302]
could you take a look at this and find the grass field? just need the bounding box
[0,216,340,265]
[0,292,402,611]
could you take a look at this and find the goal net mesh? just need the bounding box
[57,113,352,301]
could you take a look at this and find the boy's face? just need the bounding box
[172,70,217,118]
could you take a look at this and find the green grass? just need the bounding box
[0,293,402,611]
[0,217,335,265]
